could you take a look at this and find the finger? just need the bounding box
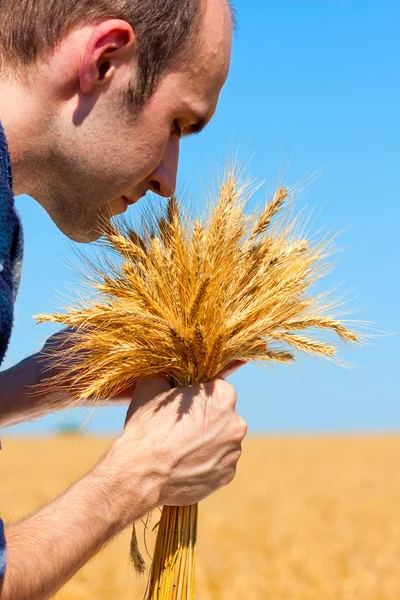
[112,383,137,405]
[217,360,247,380]
[135,375,171,400]
[125,375,171,423]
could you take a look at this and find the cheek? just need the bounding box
[72,102,172,193]
[122,104,172,180]
[83,134,167,196]
[127,128,171,181]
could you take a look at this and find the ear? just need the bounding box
[79,19,136,94]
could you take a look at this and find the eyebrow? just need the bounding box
[227,0,238,32]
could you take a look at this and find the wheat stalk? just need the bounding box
[35,165,362,600]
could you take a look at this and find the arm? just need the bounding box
[0,375,247,600]
[0,329,244,428]
[0,353,66,427]
[0,445,158,600]
[0,347,134,428]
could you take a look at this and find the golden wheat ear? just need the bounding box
[34,165,363,599]
[130,524,146,575]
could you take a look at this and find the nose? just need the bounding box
[147,136,179,198]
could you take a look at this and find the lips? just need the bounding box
[122,195,138,206]
[122,191,147,205]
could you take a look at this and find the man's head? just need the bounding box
[0,0,234,241]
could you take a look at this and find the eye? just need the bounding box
[172,120,183,138]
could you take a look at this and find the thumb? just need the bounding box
[217,360,247,380]
[125,375,171,424]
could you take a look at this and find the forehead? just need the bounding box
[197,0,233,71]
[145,0,233,124]
[174,0,233,111]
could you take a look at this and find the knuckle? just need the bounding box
[229,448,242,468]
[215,379,237,407]
[222,468,236,487]
[204,379,238,411]
[235,416,248,440]
[235,447,243,462]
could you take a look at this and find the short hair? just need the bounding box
[0,0,204,106]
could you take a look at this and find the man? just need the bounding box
[0,0,248,598]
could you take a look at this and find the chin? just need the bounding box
[70,229,105,244]
[42,192,118,243]
[52,213,110,244]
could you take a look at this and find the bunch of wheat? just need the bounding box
[36,166,361,600]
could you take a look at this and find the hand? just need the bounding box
[100,359,245,405]
[39,329,136,406]
[106,375,247,523]
[40,329,247,407]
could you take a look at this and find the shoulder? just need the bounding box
[0,122,16,260]
[0,519,6,579]
[0,121,24,366]
[0,123,13,192]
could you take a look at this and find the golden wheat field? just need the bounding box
[2,435,400,600]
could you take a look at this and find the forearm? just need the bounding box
[0,346,133,427]
[0,353,70,427]
[0,446,155,600]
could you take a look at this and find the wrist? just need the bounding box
[95,436,164,529]
[0,353,53,427]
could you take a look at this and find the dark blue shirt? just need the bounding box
[0,120,24,578]
[0,122,23,364]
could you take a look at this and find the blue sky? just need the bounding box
[2,0,400,435]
